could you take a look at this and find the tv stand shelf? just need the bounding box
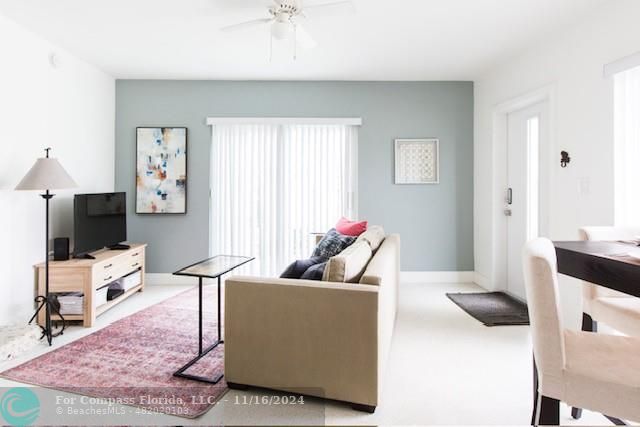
[34,243,146,327]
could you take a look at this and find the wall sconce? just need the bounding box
[561,151,571,168]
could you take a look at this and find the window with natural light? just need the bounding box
[614,65,640,226]
[209,122,358,276]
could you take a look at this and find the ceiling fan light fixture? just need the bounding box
[271,15,292,40]
[221,0,353,56]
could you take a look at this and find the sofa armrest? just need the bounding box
[224,276,380,406]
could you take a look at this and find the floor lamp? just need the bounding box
[15,148,77,346]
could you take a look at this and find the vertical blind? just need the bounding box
[614,66,640,225]
[210,123,358,276]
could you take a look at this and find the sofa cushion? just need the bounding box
[356,225,386,252]
[360,234,399,287]
[322,241,372,283]
[312,228,356,258]
[280,256,328,279]
[336,217,368,236]
[301,261,328,281]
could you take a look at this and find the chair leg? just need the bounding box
[572,313,598,419]
[537,396,560,425]
[582,312,598,333]
[532,356,539,426]
[571,407,583,420]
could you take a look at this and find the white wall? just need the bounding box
[474,0,640,327]
[0,13,115,325]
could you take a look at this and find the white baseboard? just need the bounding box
[146,273,195,286]
[147,271,479,286]
[473,272,491,290]
[400,271,475,284]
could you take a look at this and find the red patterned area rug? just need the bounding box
[0,286,226,419]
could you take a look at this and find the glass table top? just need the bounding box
[173,255,254,278]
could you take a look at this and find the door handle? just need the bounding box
[507,188,513,205]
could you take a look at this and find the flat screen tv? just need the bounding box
[74,192,128,258]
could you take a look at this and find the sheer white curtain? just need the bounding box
[210,122,358,276]
[614,66,640,225]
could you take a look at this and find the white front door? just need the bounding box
[505,102,549,300]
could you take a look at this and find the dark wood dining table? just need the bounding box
[533,241,640,425]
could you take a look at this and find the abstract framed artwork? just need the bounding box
[136,127,187,214]
[394,138,439,184]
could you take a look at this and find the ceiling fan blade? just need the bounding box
[295,24,317,49]
[220,18,273,32]
[198,0,275,15]
[205,0,276,8]
[303,0,354,14]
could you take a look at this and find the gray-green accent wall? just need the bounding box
[115,81,473,273]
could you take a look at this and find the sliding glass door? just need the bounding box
[614,65,640,225]
[210,122,358,276]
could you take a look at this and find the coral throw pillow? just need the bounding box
[335,217,368,237]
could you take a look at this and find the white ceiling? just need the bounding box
[0,0,605,80]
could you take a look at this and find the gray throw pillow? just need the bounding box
[312,228,356,258]
[301,261,328,281]
[280,256,328,279]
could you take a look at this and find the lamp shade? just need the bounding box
[15,157,77,191]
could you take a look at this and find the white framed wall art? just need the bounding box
[394,138,439,184]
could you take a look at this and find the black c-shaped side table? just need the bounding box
[172,254,254,384]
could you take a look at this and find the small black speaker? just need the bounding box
[53,237,70,261]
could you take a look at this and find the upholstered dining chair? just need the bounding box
[578,226,640,337]
[523,238,640,424]
[572,226,640,420]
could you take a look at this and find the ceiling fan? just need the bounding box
[220,0,354,54]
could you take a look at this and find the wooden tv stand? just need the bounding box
[34,243,146,327]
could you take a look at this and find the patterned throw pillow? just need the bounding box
[312,228,356,258]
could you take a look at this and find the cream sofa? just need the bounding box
[224,232,400,413]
